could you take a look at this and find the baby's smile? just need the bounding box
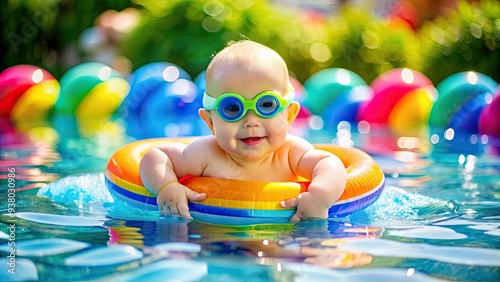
[239,136,265,146]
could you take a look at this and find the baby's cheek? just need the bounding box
[270,114,289,130]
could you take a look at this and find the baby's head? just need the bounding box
[205,40,290,98]
[199,40,300,161]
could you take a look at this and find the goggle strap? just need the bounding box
[202,93,217,110]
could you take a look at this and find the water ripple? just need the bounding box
[0,258,38,281]
[337,238,500,266]
[13,212,105,226]
[111,259,207,281]
[64,244,143,266]
[0,238,90,256]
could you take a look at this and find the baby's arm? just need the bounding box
[139,139,209,219]
[281,138,347,222]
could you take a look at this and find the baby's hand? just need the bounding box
[281,191,329,222]
[156,182,206,220]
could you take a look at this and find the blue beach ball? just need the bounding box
[193,70,207,95]
[303,68,368,116]
[429,71,498,133]
[142,78,210,137]
[120,62,196,138]
[321,85,372,129]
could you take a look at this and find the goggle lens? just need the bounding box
[219,97,243,120]
[257,96,279,116]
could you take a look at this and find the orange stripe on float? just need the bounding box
[335,175,384,205]
[106,170,154,197]
[107,138,194,185]
[183,177,306,201]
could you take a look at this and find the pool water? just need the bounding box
[1,124,499,281]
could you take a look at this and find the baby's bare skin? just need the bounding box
[139,40,347,222]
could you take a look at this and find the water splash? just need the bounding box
[348,186,460,226]
[37,173,114,205]
[35,173,159,221]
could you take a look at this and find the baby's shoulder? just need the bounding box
[283,134,315,151]
[186,136,224,157]
[190,135,216,146]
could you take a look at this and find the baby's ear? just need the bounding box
[199,109,215,135]
[287,101,300,125]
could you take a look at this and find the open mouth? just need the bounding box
[240,137,264,146]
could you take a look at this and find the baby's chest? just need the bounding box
[203,160,296,181]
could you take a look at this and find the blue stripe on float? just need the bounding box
[105,177,158,208]
[329,178,385,217]
[188,202,295,218]
[190,211,291,225]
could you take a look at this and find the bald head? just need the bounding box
[205,40,290,97]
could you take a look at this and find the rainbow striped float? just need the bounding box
[105,138,385,225]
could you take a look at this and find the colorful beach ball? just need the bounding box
[121,62,208,138]
[357,68,436,135]
[321,85,372,129]
[428,72,498,155]
[0,65,60,122]
[303,68,370,128]
[479,86,500,138]
[429,71,498,134]
[479,86,500,155]
[289,76,313,130]
[193,70,207,95]
[54,62,129,121]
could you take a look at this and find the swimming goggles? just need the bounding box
[203,91,295,122]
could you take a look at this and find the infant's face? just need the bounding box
[206,62,291,162]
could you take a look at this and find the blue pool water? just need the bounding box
[1,125,499,281]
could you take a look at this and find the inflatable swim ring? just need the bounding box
[105,138,385,225]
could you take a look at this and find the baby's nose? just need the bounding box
[242,110,261,128]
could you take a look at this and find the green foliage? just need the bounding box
[1,0,59,72]
[1,0,133,77]
[1,0,499,84]
[419,0,500,84]
[121,0,323,81]
[325,7,421,83]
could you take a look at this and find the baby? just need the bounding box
[139,40,347,222]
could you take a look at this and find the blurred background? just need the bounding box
[2,3,500,281]
[1,0,499,156]
[2,0,498,83]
